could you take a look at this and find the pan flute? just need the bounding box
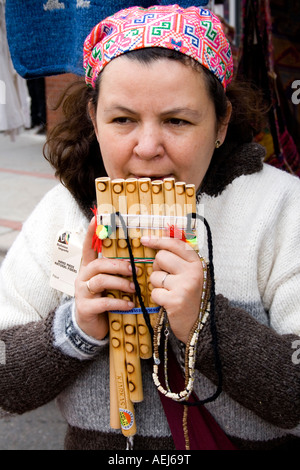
[94,176,198,437]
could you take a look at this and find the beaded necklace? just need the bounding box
[152,257,211,449]
[152,257,210,402]
[151,214,223,450]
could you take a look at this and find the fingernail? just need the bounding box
[130,282,136,291]
[128,301,135,308]
[141,236,150,245]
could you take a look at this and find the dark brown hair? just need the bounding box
[44,48,266,205]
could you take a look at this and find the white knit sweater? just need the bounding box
[199,163,300,337]
[0,159,299,449]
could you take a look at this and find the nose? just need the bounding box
[133,123,164,160]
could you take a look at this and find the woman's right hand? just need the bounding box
[74,218,136,340]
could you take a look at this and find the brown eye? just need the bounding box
[112,117,132,124]
[167,118,190,126]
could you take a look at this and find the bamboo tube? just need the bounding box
[185,183,198,250]
[163,178,176,230]
[138,178,157,330]
[109,335,119,429]
[95,177,136,436]
[149,180,166,328]
[111,179,143,407]
[125,179,152,362]
[175,181,186,229]
[174,182,198,248]
[95,177,120,430]
[151,180,166,325]
[185,184,196,220]
[151,180,164,237]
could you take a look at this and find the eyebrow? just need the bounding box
[160,107,202,120]
[104,105,202,119]
[104,106,135,115]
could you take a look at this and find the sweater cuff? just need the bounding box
[53,299,109,360]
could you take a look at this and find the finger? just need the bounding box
[152,249,188,275]
[81,217,98,267]
[81,256,133,281]
[150,270,174,290]
[77,296,135,316]
[141,236,197,262]
[83,273,136,296]
[150,287,172,310]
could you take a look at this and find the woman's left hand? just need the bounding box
[141,235,205,344]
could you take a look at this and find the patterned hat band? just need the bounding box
[83,4,233,90]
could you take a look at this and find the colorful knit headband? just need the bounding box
[83,4,233,90]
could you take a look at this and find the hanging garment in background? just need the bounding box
[5,0,209,80]
[237,0,300,176]
[0,0,30,138]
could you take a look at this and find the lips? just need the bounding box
[131,174,174,181]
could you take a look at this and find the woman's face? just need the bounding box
[91,55,229,191]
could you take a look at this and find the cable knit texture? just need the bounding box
[0,143,299,450]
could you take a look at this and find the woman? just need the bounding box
[0,5,299,451]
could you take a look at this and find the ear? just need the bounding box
[216,100,232,145]
[88,101,99,139]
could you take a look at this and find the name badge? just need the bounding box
[50,229,84,297]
